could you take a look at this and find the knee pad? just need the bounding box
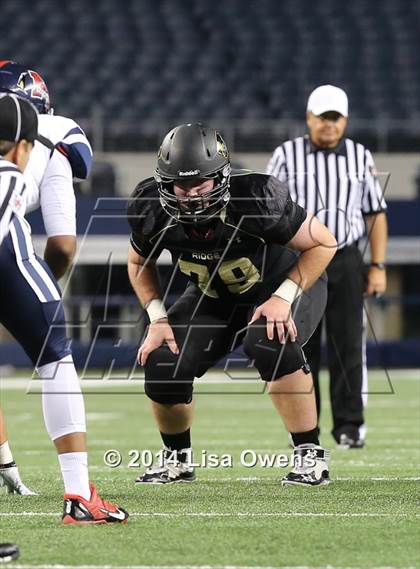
[243,318,309,381]
[144,347,195,405]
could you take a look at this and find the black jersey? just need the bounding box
[127,172,307,300]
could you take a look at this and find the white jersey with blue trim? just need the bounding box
[24,114,93,237]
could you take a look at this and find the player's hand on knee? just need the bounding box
[249,297,297,344]
[138,319,180,365]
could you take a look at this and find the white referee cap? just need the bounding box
[307,85,348,117]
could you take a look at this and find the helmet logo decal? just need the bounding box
[17,75,25,90]
[27,70,49,103]
[17,70,49,105]
[216,136,228,159]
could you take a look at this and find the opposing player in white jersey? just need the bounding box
[0,83,128,523]
[0,60,91,496]
[0,61,91,496]
[1,59,91,278]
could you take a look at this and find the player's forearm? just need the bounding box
[365,212,388,263]
[288,242,336,291]
[128,258,162,308]
[285,215,337,292]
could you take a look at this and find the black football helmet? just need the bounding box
[155,123,231,223]
[0,60,51,114]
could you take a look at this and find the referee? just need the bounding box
[267,85,388,448]
[0,94,35,244]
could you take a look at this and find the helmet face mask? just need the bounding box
[155,124,231,224]
[156,165,231,224]
[0,60,52,115]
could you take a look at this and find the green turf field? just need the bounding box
[0,370,419,569]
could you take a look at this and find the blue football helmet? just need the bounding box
[0,60,51,114]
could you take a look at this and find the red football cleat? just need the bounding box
[62,482,129,525]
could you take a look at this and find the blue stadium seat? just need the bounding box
[1,0,417,136]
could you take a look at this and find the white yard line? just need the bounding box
[5,473,419,482]
[1,512,418,518]
[1,369,419,390]
[8,565,420,569]
[9,565,420,569]
[95,475,420,481]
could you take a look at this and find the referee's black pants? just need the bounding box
[303,244,365,442]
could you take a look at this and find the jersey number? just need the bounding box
[178,257,261,298]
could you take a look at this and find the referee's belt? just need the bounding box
[335,242,359,254]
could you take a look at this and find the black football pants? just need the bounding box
[143,273,327,405]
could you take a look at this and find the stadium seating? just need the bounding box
[2,0,418,132]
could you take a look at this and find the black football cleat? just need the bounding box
[282,444,331,487]
[337,433,365,449]
[0,543,20,563]
[135,447,196,484]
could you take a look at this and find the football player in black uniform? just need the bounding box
[127,123,337,486]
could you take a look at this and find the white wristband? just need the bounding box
[145,299,168,322]
[272,278,303,305]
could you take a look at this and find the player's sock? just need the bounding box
[290,427,320,447]
[0,441,14,466]
[58,452,90,500]
[38,356,89,498]
[160,429,191,462]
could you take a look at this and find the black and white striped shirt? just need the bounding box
[266,135,387,248]
[0,159,27,246]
